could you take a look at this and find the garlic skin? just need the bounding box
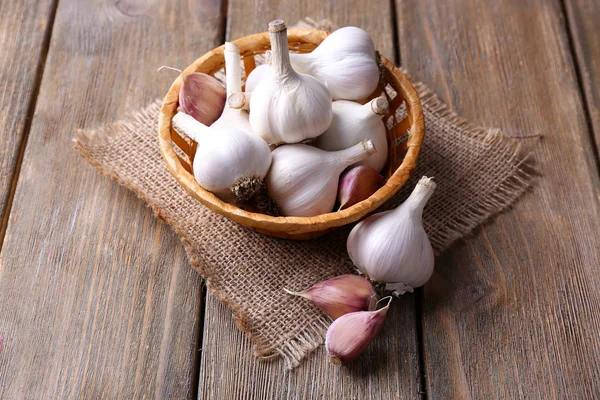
[266,140,376,217]
[245,64,270,93]
[315,97,389,172]
[325,297,391,365]
[172,112,272,202]
[338,166,384,210]
[178,72,226,126]
[284,275,378,320]
[249,20,333,145]
[211,42,253,132]
[289,26,379,100]
[347,177,436,295]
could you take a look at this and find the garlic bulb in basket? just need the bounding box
[172,112,271,202]
[266,140,376,217]
[347,177,436,295]
[245,64,270,93]
[289,26,379,100]
[315,96,389,172]
[249,20,333,145]
[211,42,252,132]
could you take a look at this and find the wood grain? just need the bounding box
[0,0,57,245]
[396,0,600,398]
[0,0,224,398]
[198,2,423,398]
[564,0,600,162]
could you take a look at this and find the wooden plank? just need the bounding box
[0,0,225,398]
[0,0,57,245]
[396,0,600,398]
[564,0,600,162]
[198,4,423,398]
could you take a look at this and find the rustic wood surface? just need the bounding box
[564,0,600,161]
[0,0,57,245]
[0,0,223,398]
[0,0,599,399]
[397,0,600,398]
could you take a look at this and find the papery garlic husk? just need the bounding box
[178,72,226,126]
[338,166,384,210]
[284,275,378,320]
[289,26,379,100]
[245,64,270,93]
[211,42,253,132]
[325,296,392,365]
[172,112,272,202]
[347,177,436,295]
[249,20,333,145]
[266,140,376,217]
[315,96,389,172]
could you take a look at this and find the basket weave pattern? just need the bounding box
[158,30,424,239]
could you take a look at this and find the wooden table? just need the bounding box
[1,0,599,398]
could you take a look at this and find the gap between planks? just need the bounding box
[0,0,61,253]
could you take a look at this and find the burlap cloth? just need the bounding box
[73,19,534,369]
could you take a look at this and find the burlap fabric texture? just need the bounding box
[73,19,534,369]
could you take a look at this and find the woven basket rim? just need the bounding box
[158,29,424,233]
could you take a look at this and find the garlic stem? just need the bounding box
[172,112,211,142]
[228,92,251,111]
[369,96,389,116]
[268,20,293,78]
[331,140,376,166]
[399,176,436,218]
[224,42,242,96]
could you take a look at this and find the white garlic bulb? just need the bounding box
[211,42,252,132]
[267,140,377,217]
[245,64,270,93]
[172,112,272,202]
[249,20,333,145]
[315,97,389,172]
[289,26,379,100]
[347,177,436,295]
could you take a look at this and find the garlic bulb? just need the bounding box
[289,26,379,100]
[172,112,272,202]
[266,140,376,217]
[315,96,389,172]
[285,275,378,320]
[211,42,252,132]
[347,177,436,295]
[245,64,270,92]
[325,296,392,365]
[249,20,333,144]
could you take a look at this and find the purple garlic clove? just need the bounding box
[284,274,378,320]
[338,166,384,210]
[325,297,392,365]
[179,72,226,126]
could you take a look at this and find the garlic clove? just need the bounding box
[178,72,227,126]
[266,140,376,217]
[347,176,436,295]
[325,296,392,365]
[284,274,378,320]
[245,64,270,92]
[338,166,384,210]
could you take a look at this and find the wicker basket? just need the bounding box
[158,29,424,240]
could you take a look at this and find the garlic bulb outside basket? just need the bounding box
[347,177,437,295]
[315,96,389,172]
[172,112,272,202]
[266,140,377,217]
[289,26,379,100]
[249,20,333,145]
